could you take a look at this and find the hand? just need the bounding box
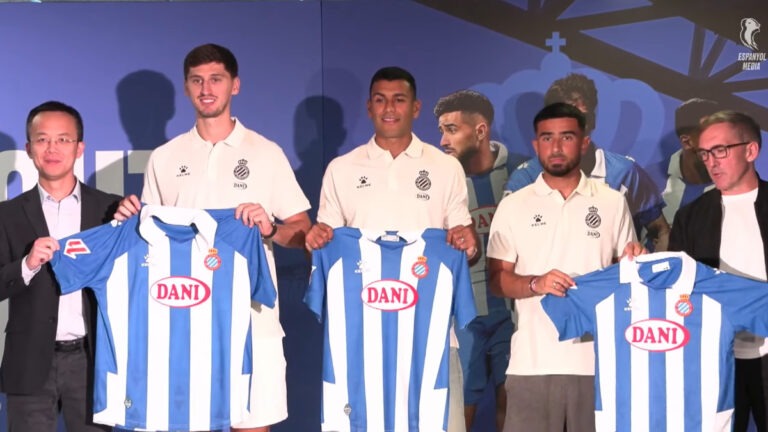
[114,194,141,221]
[234,203,273,235]
[619,241,648,261]
[25,237,60,271]
[529,269,575,298]
[305,223,334,251]
[446,224,478,259]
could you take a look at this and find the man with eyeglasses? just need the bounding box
[670,110,768,432]
[0,101,120,431]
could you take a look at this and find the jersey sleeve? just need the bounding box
[451,250,476,329]
[541,265,619,341]
[699,267,768,337]
[623,161,665,229]
[305,248,328,322]
[50,219,133,295]
[504,159,538,194]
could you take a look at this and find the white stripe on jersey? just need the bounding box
[419,262,452,431]
[323,259,350,432]
[147,235,171,428]
[701,296,721,432]
[96,253,130,427]
[665,289,684,432]
[630,283,649,432]
[395,240,421,432]
[360,239,385,430]
[190,241,213,427]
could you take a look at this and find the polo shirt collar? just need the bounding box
[531,170,591,197]
[590,146,607,179]
[138,205,217,253]
[366,133,424,159]
[191,117,246,147]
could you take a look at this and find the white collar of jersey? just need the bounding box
[590,147,607,179]
[366,133,424,159]
[619,251,696,294]
[191,117,246,147]
[666,149,683,179]
[138,205,217,252]
[490,140,508,169]
[360,228,421,245]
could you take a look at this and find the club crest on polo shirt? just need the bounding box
[624,318,690,352]
[362,279,419,311]
[585,206,602,238]
[233,159,250,180]
[415,169,431,201]
[150,276,212,308]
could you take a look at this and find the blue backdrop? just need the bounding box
[0,1,766,431]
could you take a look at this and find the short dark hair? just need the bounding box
[369,66,417,98]
[433,90,494,125]
[674,98,720,138]
[544,73,597,131]
[183,43,239,79]
[700,110,762,149]
[26,101,84,142]
[533,102,587,133]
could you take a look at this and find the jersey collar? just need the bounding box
[619,251,696,295]
[138,205,218,253]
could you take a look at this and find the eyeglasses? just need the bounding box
[696,141,750,161]
[32,137,79,146]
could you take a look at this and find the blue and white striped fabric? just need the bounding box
[51,205,276,431]
[306,227,475,432]
[542,252,768,432]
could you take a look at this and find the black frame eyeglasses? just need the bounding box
[696,142,750,161]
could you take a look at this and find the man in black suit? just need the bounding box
[0,101,119,431]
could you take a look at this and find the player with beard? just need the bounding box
[487,102,641,432]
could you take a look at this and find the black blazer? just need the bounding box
[669,179,768,271]
[0,183,120,394]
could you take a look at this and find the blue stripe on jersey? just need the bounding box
[380,241,404,432]
[648,288,667,430]
[613,291,632,432]
[168,237,193,427]
[126,243,150,428]
[342,242,367,428]
[683,294,704,430]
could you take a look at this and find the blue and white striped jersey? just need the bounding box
[542,252,768,432]
[51,205,276,431]
[306,227,476,432]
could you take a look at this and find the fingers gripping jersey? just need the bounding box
[305,228,476,432]
[51,205,276,431]
[541,252,768,432]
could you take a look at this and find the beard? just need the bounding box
[541,153,580,177]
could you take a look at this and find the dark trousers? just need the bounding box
[734,356,768,432]
[5,341,110,432]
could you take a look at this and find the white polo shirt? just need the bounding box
[142,118,311,338]
[317,133,471,231]
[487,172,635,375]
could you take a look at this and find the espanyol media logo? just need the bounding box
[625,319,690,352]
[741,18,761,51]
[151,276,212,308]
[362,279,418,311]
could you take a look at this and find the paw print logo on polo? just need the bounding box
[150,276,212,308]
[362,278,419,311]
